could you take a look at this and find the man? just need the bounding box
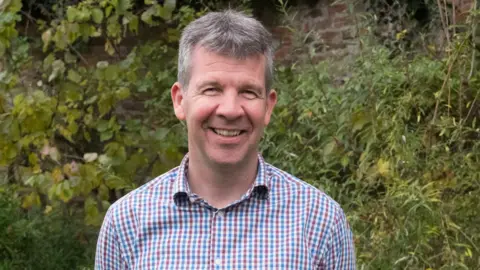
[95,10,356,269]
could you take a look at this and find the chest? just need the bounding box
[131,203,315,269]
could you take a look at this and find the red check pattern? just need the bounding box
[95,154,356,269]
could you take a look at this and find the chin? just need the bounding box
[207,150,252,167]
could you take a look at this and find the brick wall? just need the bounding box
[272,0,475,62]
[272,0,360,62]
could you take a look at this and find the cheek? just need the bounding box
[186,100,217,124]
[245,105,267,126]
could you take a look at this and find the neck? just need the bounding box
[187,153,259,209]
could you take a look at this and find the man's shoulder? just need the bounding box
[265,162,342,210]
[105,166,180,218]
[265,162,351,250]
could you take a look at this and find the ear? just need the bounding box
[264,89,277,125]
[171,82,186,120]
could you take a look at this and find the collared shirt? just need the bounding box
[95,154,356,269]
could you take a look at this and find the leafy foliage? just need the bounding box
[1,0,479,269]
[1,0,190,228]
[264,14,480,269]
[0,188,96,269]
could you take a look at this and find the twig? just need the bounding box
[468,0,478,80]
[436,0,451,47]
[68,44,90,66]
[431,58,454,126]
[20,10,36,24]
[464,91,478,123]
[452,0,456,37]
[430,34,470,126]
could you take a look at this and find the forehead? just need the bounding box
[188,46,266,88]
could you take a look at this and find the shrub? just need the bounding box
[263,37,480,270]
[0,188,96,269]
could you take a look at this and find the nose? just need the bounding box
[215,91,244,120]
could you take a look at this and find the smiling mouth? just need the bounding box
[210,128,245,137]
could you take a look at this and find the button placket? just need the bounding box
[210,209,227,269]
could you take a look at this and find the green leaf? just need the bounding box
[115,87,130,99]
[141,6,156,24]
[105,6,113,17]
[98,154,111,165]
[92,8,104,24]
[84,197,101,226]
[116,0,132,14]
[352,111,368,132]
[67,69,82,83]
[49,60,66,82]
[163,0,176,18]
[13,93,24,107]
[98,94,114,116]
[323,140,336,156]
[67,6,78,22]
[97,120,109,132]
[84,95,98,105]
[104,39,115,56]
[58,181,74,202]
[98,184,109,201]
[6,144,18,159]
[104,65,119,81]
[341,155,349,168]
[100,130,113,141]
[154,128,169,140]
[128,15,139,33]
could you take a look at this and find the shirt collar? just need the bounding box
[173,153,270,205]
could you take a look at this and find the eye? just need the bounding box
[203,87,220,96]
[241,90,259,100]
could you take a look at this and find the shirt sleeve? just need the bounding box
[95,207,129,270]
[318,206,356,269]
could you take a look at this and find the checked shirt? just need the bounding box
[95,154,356,269]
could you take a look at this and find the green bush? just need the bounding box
[264,42,480,268]
[0,188,96,270]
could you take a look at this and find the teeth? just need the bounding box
[213,129,241,137]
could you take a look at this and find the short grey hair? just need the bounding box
[177,10,274,91]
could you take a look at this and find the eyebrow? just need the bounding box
[195,80,265,94]
[239,83,264,94]
[196,80,223,90]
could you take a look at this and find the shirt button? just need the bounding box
[217,210,225,217]
[189,197,196,203]
[214,258,222,266]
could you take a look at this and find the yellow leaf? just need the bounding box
[32,165,42,174]
[44,205,53,215]
[396,29,407,40]
[465,247,472,258]
[52,167,64,183]
[352,111,368,132]
[22,192,41,209]
[376,158,390,177]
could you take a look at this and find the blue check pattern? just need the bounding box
[95,154,356,269]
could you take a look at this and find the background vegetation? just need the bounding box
[0,0,479,269]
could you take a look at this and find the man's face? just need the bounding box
[171,46,277,167]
